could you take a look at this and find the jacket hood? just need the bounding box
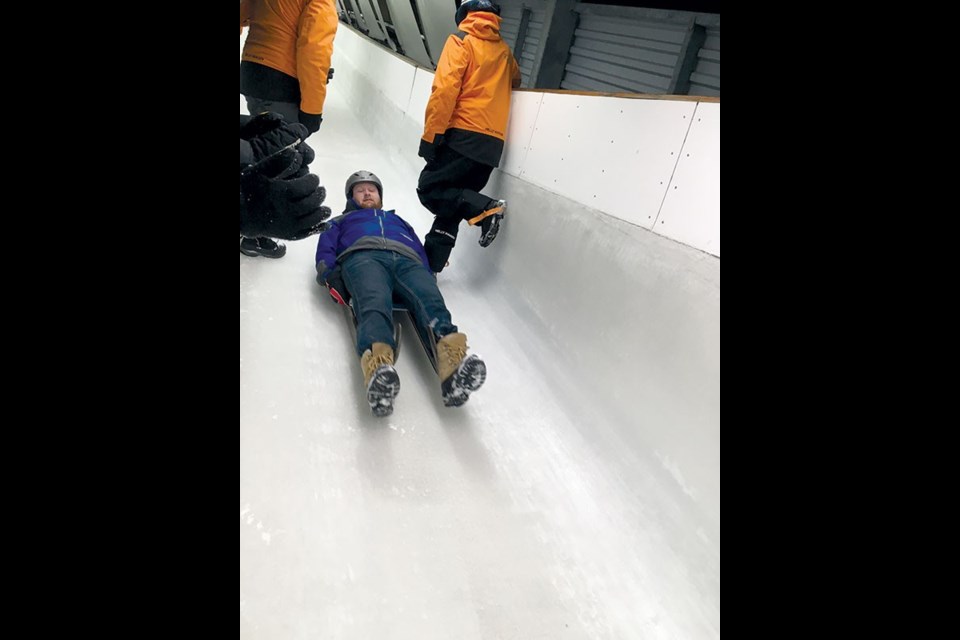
[460,12,503,41]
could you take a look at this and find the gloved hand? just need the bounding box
[240,112,314,166]
[324,267,350,305]
[418,135,445,163]
[240,111,293,140]
[298,111,323,135]
[327,67,335,84]
[240,149,331,241]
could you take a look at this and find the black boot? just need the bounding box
[424,228,457,273]
[240,236,287,259]
[477,200,506,248]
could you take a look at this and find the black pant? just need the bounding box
[417,146,495,273]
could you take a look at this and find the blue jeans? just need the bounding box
[341,250,457,356]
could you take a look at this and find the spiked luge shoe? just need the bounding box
[469,200,506,248]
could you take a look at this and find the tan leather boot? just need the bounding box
[436,333,487,407]
[360,342,400,417]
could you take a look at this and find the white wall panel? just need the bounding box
[332,29,424,172]
[335,28,373,94]
[521,94,696,231]
[361,35,417,113]
[329,34,360,99]
[406,68,435,126]
[333,20,361,62]
[500,92,543,178]
[658,103,720,256]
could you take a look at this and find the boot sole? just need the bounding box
[239,248,287,259]
[478,215,503,248]
[368,367,401,417]
[442,355,487,407]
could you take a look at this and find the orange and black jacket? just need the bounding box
[422,12,521,168]
[240,1,338,123]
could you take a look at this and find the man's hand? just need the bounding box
[240,149,331,241]
[418,135,445,163]
[240,112,314,166]
[324,268,350,305]
[298,111,323,135]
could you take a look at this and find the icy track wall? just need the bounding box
[331,24,720,542]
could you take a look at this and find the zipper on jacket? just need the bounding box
[377,210,387,249]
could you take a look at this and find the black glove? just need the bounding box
[239,112,289,140]
[327,68,335,84]
[240,112,311,165]
[240,149,331,241]
[240,112,316,180]
[418,135,445,163]
[324,267,350,305]
[298,111,323,135]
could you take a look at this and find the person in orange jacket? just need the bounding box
[240,0,338,258]
[417,0,521,274]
